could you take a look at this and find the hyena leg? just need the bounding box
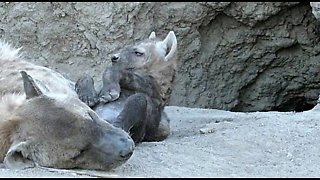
[145,111,171,142]
[99,66,161,103]
[98,66,121,103]
[115,93,149,143]
[118,70,170,142]
[139,105,170,142]
[75,74,99,107]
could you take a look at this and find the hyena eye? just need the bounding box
[135,51,144,56]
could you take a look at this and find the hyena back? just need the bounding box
[76,31,178,143]
[0,41,134,170]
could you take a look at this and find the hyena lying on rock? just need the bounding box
[75,31,178,143]
[0,41,134,170]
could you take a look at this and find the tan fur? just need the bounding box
[0,94,24,158]
[148,51,177,105]
[95,31,178,142]
[132,37,178,105]
[0,44,77,158]
[0,41,134,170]
[0,118,19,161]
[0,42,75,162]
[125,31,178,140]
[0,59,76,97]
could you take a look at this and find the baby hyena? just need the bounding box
[75,31,178,143]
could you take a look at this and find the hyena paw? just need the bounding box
[99,84,120,103]
[79,92,99,107]
[75,75,99,107]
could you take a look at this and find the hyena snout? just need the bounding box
[118,136,134,159]
[111,54,120,63]
[114,135,134,161]
[99,127,135,162]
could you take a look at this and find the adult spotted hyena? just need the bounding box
[75,31,178,143]
[0,41,134,170]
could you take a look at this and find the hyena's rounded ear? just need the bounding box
[162,31,177,62]
[20,71,48,99]
[4,141,35,169]
[149,31,156,40]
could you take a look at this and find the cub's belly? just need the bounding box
[93,90,136,125]
[93,98,126,124]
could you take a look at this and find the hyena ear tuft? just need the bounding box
[162,31,177,62]
[20,71,44,99]
[149,31,156,40]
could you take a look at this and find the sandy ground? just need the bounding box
[1,105,320,178]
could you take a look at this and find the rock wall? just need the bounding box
[1,2,319,112]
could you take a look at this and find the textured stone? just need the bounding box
[0,2,319,112]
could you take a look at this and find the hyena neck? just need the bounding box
[149,60,177,105]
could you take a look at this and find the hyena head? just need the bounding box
[111,31,178,103]
[0,41,134,170]
[2,73,134,170]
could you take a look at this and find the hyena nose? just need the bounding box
[111,54,119,63]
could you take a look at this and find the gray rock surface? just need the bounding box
[1,2,319,112]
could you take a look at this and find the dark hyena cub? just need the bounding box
[75,31,178,143]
